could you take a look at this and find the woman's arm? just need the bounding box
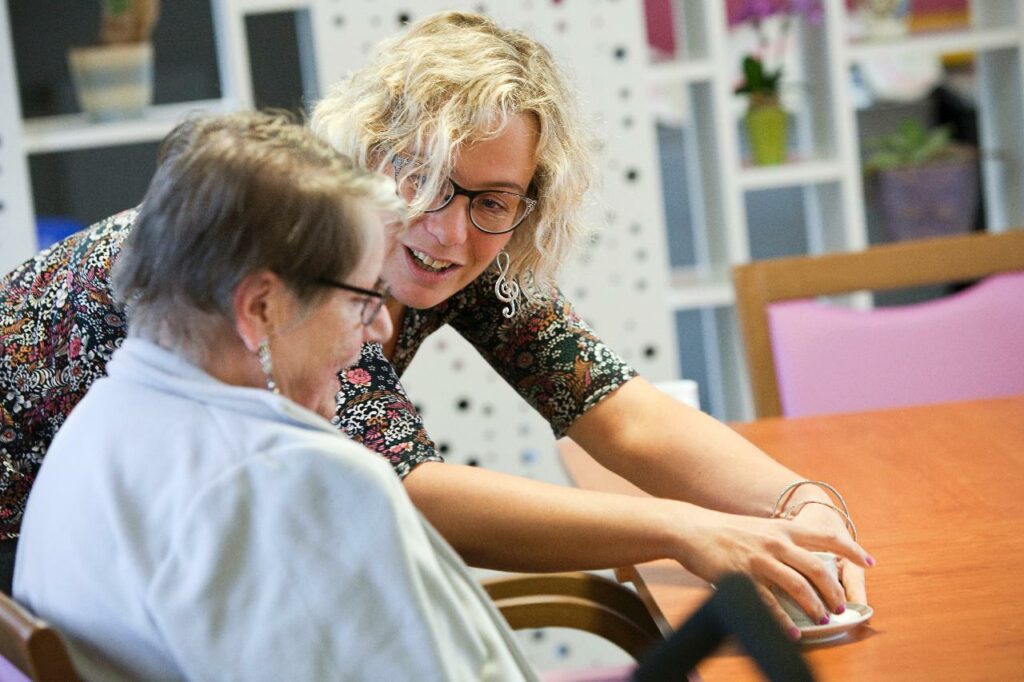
[404,460,871,633]
[567,376,803,515]
[565,376,871,603]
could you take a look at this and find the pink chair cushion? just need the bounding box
[767,271,1024,417]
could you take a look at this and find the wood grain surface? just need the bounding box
[560,396,1024,681]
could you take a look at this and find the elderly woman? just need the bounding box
[13,112,535,680]
[1,12,871,636]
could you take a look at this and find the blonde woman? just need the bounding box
[0,12,871,637]
[308,11,872,637]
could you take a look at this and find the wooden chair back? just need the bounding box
[732,230,1024,417]
[482,572,663,661]
[0,591,79,682]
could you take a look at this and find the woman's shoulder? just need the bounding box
[1,207,137,302]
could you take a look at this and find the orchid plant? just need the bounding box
[731,0,824,107]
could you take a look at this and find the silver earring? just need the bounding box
[257,339,280,394]
[493,251,520,319]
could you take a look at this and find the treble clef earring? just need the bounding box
[493,250,520,319]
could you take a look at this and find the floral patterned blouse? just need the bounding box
[0,209,636,540]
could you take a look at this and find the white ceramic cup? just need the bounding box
[772,551,839,627]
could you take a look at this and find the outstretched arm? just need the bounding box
[404,459,871,635]
[567,376,804,515]
[566,376,870,605]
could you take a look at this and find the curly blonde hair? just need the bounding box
[311,11,597,296]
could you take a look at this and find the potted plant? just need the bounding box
[864,120,979,241]
[68,0,160,121]
[731,0,823,166]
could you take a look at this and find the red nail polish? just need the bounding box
[818,614,830,625]
[866,555,877,567]
[788,626,802,641]
[834,603,846,615]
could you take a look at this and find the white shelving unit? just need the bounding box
[655,0,1024,420]
[0,0,308,275]
[4,0,1023,422]
[0,3,35,275]
[22,99,234,154]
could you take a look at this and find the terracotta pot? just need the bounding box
[745,101,788,166]
[873,146,979,241]
[67,42,153,121]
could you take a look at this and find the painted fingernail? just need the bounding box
[865,554,877,567]
[834,603,846,615]
[818,614,831,625]
[788,626,802,641]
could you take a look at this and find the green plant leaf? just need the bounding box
[735,55,782,97]
[864,119,957,171]
[105,0,130,16]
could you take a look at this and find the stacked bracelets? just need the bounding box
[770,480,858,542]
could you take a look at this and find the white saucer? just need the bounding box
[799,603,873,644]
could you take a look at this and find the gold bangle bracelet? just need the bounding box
[770,480,857,541]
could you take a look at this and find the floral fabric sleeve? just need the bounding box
[0,210,134,539]
[448,272,638,438]
[332,342,442,479]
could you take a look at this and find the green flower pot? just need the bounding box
[745,102,788,166]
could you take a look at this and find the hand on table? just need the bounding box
[789,502,870,605]
[674,504,874,639]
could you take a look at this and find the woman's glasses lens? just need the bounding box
[361,297,385,325]
[393,156,534,234]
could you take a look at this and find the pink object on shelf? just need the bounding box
[644,0,675,58]
[767,271,1024,417]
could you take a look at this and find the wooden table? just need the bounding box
[560,396,1024,681]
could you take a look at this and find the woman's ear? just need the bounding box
[233,270,284,353]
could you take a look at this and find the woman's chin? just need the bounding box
[388,282,450,310]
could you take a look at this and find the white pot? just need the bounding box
[856,0,910,41]
[67,42,154,121]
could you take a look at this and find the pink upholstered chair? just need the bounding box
[733,230,1024,418]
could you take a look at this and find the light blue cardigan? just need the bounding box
[15,338,536,681]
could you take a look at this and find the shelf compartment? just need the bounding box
[738,159,845,191]
[847,26,1021,63]
[23,99,232,154]
[646,58,714,87]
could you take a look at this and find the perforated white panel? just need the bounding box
[310,0,677,485]
[0,4,37,275]
[310,7,675,667]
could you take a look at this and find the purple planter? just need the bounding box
[874,149,979,241]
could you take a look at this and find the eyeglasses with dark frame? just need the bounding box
[391,154,538,235]
[316,278,389,326]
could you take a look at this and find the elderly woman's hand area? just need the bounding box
[672,504,874,638]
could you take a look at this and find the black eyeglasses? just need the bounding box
[316,278,388,325]
[392,154,537,235]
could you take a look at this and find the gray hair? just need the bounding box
[112,111,403,352]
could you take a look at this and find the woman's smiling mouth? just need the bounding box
[408,247,457,273]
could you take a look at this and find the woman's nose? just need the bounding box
[423,197,471,246]
[364,303,393,345]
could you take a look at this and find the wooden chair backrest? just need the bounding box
[0,592,79,682]
[732,230,1024,417]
